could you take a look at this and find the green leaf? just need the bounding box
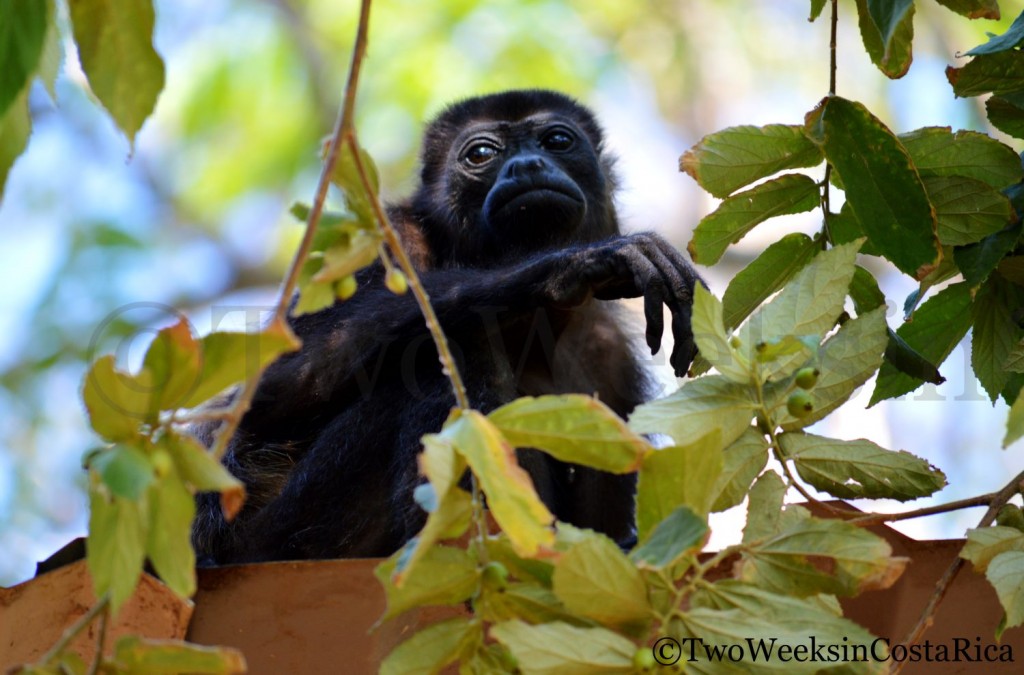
[780,431,946,500]
[310,228,381,284]
[743,472,787,543]
[329,141,381,225]
[488,395,650,473]
[987,551,1024,633]
[380,617,475,675]
[146,475,197,599]
[737,240,860,379]
[710,429,769,513]
[0,0,49,116]
[629,375,756,449]
[972,275,1024,402]
[926,175,1014,245]
[690,284,750,382]
[552,533,652,629]
[1000,255,1024,287]
[478,583,583,625]
[956,220,1024,287]
[630,506,708,571]
[855,0,914,79]
[680,582,885,674]
[947,51,1024,97]
[636,431,722,539]
[808,0,828,21]
[962,526,1024,572]
[805,97,938,277]
[87,483,147,614]
[89,445,154,501]
[491,620,635,675]
[899,127,1022,189]
[36,3,60,101]
[82,355,154,442]
[777,306,888,429]
[142,320,202,412]
[375,545,479,619]
[741,517,905,596]
[110,636,246,674]
[679,124,822,199]
[67,0,165,145]
[0,87,30,199]
[827,202,883,256]
[884,327,946,385]
[446,411,554,556]
[987,96,1024,140]
[164,433,245,521]
[1005,389,1024,447]
[181,319,300,408]
[849,265,886,313]
[721,233,818,331]
[865,0,914,53]
[965,10,1024,55]
[932,0,999,20]
[870,282,974,405]
[687,173,819,265]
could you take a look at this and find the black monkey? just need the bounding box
[192,90,700,564]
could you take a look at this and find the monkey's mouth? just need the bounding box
[485,181,586,225]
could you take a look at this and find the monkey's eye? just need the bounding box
[463,142,500,166]
[541,129,575,152]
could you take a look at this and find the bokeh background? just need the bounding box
[1,0,1021,585]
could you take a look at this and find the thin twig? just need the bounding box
[85,603,110,675]
[829,0,838,96]
[892,470,1024,675]
[850,494,995,527]
[40,594,111,665]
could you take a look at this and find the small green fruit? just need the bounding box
[729,335,742,349]
[787,391,814,418]
[633,648,657,671]
[335,275,358,300]
[481,561,510,590]
[385,269,408,295]
[795,367,820,390]
[152,450,173,478]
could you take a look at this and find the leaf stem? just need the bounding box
[86,602,110,675]
[39,594,111,666]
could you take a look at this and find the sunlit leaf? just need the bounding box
[491,620,635,675]
[68,0,165,145]
[552,532,652,629]
[328,140,381,225]
[721,233,818,331]
[780,431,946,500]
[806,97,938,277]
[777,306,888,429]
[488,395,651,473]
[110,636,246,674]
[679,124,822,198]
[87,483,146,614]
[446,411,554,556]
[143,320,202,412]
[0,0,49,116]
[0,87,30,199]
[987,551,1024,634]
[376,545,479,619]
[742,472,787,543]
[629,375,756,449]
[741,517,906,596]
[637,432,722,540]
[870,282,973,405]
[710,428,769,513]
[83,355,154,442]
[962,526,1024,572]
[688,173,819,265]
[380,617,475,675]
[164,433,244,519]
[146,474,197,598]
[690,284,750,382]
[181,319,300,408]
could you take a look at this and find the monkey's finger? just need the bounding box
[644,290,664,355]
[670,311,698,377]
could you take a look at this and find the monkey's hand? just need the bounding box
[540,232,702,377]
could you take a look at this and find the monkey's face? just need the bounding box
[445,114,611,260]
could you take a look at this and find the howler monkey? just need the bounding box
[192,90,700,564]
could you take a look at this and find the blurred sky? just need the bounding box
[1,0,1022,584]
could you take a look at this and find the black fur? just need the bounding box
[192,90,700,564]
